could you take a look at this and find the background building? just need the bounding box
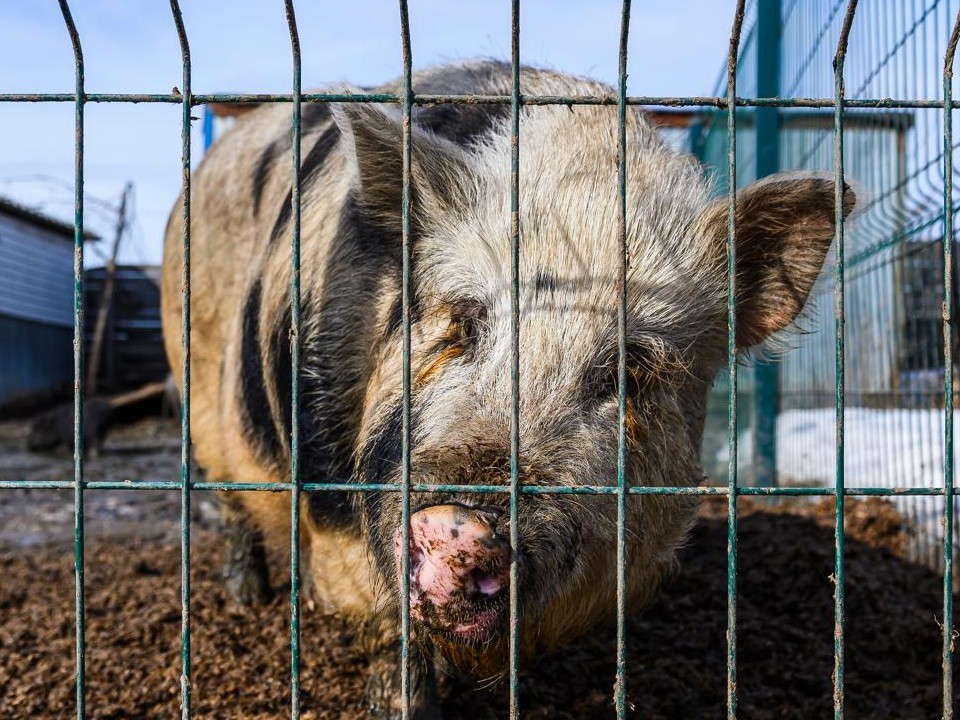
[0,197,98,405]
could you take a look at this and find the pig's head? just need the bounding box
[334,101,855,678]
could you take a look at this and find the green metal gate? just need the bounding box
[1,1,959,718]
[697,1,960,581]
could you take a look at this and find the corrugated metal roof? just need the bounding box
[0,196,101,242]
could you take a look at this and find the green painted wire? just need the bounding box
[55,1,86,717]
[397,2,414,718]
[167,2,193,717]
[1,91,954,109]
[282,1,303,716]
[941,9,960,716]
[615,2,632,717]
[508,1,522,717]
[725,3,747,717]
[832,2,859,717]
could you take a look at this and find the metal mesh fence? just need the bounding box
[1,1,958,718]
[696,0,960,583]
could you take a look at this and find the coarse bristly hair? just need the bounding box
[160,59,857,713]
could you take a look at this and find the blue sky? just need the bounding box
[1,1,735,265]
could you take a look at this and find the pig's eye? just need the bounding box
[446,302,487,354]
[586,341,672,404]
[588,362,642,405]
[587,338,688,404]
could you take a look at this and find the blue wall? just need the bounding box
[0,213,74,328]
[0,313,73,405]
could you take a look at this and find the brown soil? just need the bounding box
[0,494,954,719]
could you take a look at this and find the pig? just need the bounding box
[27,397,113,459]
[160,60,854,718]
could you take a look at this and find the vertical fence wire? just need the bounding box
[282,2,303,717]
[168,2,192,717]
[725,3,747,717]
[614,1,632,718]
[509,0,522,717]
[397,2,413,718]
[942,10,960,716]
[832,2,858,717]
[56,2,86,717]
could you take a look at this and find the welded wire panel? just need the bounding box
[11,2,960,718]
[698,0,960,513]
[769,0,960,578]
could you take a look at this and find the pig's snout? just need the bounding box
[396,504,510,643]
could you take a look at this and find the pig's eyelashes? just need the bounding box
[584,343,667,405]
[585,336,691,405]
[416,303,488,384]
[586,363,642,407]
[446,302,488,354]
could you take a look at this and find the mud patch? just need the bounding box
[0,490,954,719]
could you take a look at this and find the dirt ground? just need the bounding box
[0,418,957,718]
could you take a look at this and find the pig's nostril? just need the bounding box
[464,566,505,599]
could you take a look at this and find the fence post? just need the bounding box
[752,0,781,487]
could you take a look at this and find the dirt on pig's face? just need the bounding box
[355,292,706,677]
[343,101,853,678]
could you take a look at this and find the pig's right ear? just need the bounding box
[331,102,472,233]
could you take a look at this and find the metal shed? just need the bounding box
[0,197,98,405]
[84,264,167,392]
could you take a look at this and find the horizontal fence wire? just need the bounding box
[5,480,960,496]
[1,92,957,108]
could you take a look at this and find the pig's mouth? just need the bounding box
[412,593,509,646]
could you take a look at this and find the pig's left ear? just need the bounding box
[332,102,472,233]
[696,174,856,347]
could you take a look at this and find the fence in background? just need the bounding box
[1,1,959,719]
[694,0,960,575]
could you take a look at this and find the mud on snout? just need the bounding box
[357,422,594,675]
